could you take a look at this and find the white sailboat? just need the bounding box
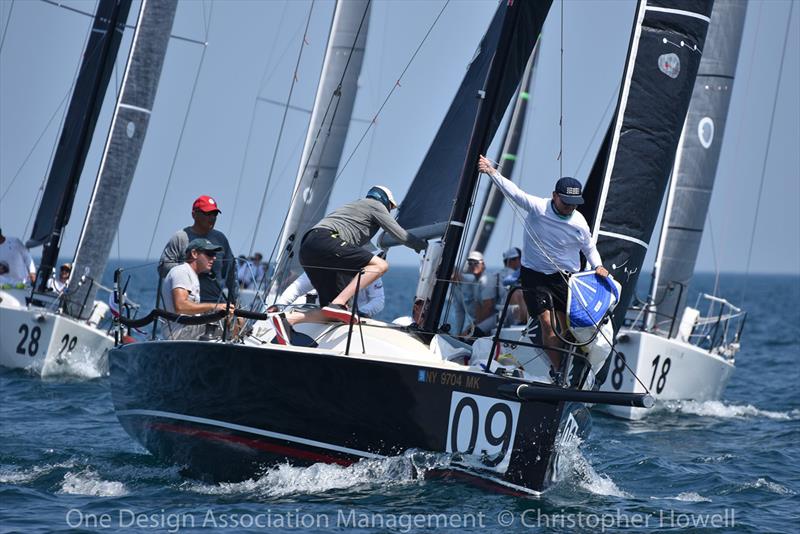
[596,0,748,420]
[0,0,176,377]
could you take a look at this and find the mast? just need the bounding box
[29,0,133,293]
[468,39,540,255]
[419,1,552,333]
[578,0,716,332]
[269,0,371,299]
[648,0,747,336]
[66,0,179,318]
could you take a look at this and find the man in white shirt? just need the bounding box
[0,228,36,286]
[478,155,609,379]
[161,238,232,339]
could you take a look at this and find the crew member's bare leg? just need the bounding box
[331,255,388,307]
[538,308,566,371]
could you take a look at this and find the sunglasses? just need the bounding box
[200,251,217,258]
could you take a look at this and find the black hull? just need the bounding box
[110,341,590,494]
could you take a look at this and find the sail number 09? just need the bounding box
[446,392,520,473]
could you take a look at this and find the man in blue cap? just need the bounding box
[478,155,608,381]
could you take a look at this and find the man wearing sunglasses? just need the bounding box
[159,195,237,304]
[161,238,232,339]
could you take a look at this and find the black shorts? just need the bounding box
[299,228,375,307]
[520,266,569,316]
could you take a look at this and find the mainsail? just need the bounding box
[649,0,747,336]
[66,0,178,318]
[270,0,371,299]
[468,39,540,255]
[29,0,133,292]
[391,0,552,332]
[579,0,716,332]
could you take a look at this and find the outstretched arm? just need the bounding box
[478,155,538,211]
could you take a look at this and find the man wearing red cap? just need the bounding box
[158,195,237,304]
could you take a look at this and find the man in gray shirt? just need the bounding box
[158,195,237,304]
[299,185,426,322]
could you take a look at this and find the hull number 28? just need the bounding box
[446,392,520,473]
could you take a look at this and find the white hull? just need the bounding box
[596,329,735,420]
[0,293,113,378]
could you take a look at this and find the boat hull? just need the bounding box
[596,330,735,420]
[110,341,590,494]
[0,300,112,377]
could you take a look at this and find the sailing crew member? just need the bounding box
[0,228,36,286]
[158,195,237,304]
[477,155,609,379]
[47,263,72,293]
[455,251,496,337]
[161,238,234,339]
[275,271,386,318]
[299,185,426,322]
[497,247,528,326]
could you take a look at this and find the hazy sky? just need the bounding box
[0,0,797,275]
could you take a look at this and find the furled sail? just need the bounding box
[468,38,540,255]
[579,0,715,332]
[66,0,178,318]
[29,0,133,292]
[269,0,371,299]
[649,0,747,336]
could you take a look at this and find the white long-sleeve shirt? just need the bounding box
[277,273,385,317]
[488,171,602,274]
[0,236,35,285]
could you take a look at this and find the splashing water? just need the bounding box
[552,438,631,498]
[663,400,799,420]
[60,468,128,497]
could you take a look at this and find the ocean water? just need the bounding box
[1,265,798,533]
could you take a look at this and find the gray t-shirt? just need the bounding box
[158,227,236,303]
[464,272,497,333]
[161,263,201,339]
[314,198,424,250]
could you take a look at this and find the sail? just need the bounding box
[28,0,133,291]
[269,0,371,298]
[650,0,747,336]
[579,0,715,332]
[66,0,178,318]
[392,2,550,243]
[468,39,540,254]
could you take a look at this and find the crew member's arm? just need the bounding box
[580,234,608,277]
[221,239,239,301]
[276,273,314,306]
[172,287,230,315]
[22,245,36,283]
[478,155,537,211]
[158,233,185,278]
[373,209,427,252]
[357,280,385,317]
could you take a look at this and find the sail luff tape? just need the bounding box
[520,91,530,100]
[501,153,517,161]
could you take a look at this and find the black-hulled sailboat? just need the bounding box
[110,0,651,494]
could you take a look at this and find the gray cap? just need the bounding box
[185,238,223,255]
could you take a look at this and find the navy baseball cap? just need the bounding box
[555,177,584,205]
[185,238,223,255]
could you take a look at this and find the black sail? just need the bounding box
[650,0,747,335]
[29,0,133,291]
[66,0,178,318]
[392,1,550,243]
[579,0,715,332]
[468,39,540,255]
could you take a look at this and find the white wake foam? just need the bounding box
[740,478,795,495]
[672,492,712,502]
[185,452,448,498]
[0,461,74,484]
[60,469,128,497]
[40,347,108,380]
[663,400,799,420]
[554,440,630,498]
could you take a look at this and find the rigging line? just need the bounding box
[334,0,450,183]
[741,0,794,307]
[227,0,292,235]
[248,0,316,256]
[705,211,720,298]
[572,85,618,179]
[559,0,563,178]
[0,0,14,56]
[145,1,215,260]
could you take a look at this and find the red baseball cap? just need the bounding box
[192,195,221,213]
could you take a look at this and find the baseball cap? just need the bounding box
[185,238,223,255]
[192,195,221,213]
[554,177,584,205]
[502,247,521,261]
[467,250,484,262]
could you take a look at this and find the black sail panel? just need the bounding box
[28,0,133,289]
[585,0,715,331]
[394,2,546,241]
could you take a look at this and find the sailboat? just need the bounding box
[596,0,748,420]
[0,0,176,376]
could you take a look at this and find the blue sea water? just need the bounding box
[1,264,798,533]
